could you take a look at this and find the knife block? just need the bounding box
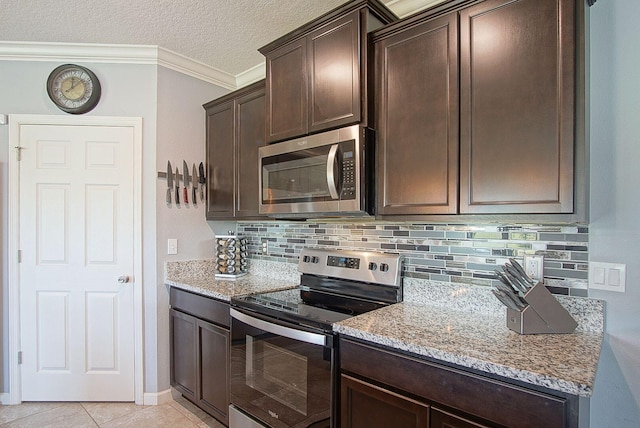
[215,234,248,279]
[506,282,578,334]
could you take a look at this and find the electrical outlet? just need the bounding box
[523,255,544,282]
[261,239,268,255]
[167,238,178,255]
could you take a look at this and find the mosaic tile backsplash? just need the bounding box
[237,221,589,297]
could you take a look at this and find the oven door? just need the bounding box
[230,308,334,428]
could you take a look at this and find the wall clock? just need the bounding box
[46,64,101,114]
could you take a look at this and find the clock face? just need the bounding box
[47,64,101,114]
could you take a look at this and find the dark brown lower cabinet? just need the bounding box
[341,374,430,428]
[341,374,492,428]
[196,319,229,420]
[170,288,230,425]
[170,310,197,402]
[430,408,491,428]
[340,338,582,428]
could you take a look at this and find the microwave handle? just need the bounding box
[326,144,340,199]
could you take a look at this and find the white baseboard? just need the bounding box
[0,390,172,406]
[143,389,173,406]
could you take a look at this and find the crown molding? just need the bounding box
[0,41,237,90]
[236,62,266,88]
[384,0,445,17]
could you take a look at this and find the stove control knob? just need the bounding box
[312,256,320,264]
[380,263,389,272]
[368,262,377,271]
[303,255,311,263]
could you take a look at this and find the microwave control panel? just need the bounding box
[340,139,356,200]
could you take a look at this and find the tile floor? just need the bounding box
[0,391,226,428]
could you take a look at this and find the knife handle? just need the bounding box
[166,188,171,205]
[192,187,197,204]
[183,187,188,204]
[175,186,180,205]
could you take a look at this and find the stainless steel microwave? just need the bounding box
[259,125,372,218]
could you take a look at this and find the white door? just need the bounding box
[19,124,135,401]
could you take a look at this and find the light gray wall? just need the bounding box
[154,66,228,392]
[589,0,640,426]
[0,60,157,394]
[0,60,225,397]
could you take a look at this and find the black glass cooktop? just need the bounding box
[231,287,385,332]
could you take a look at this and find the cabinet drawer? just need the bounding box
[340,339,570,428]
[341,374,430,428]
[170,288,230,328]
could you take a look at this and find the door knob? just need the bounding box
[118,275,130,283]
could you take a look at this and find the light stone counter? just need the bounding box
[165,258,300,301]
[334,279,604,398]
[166,261,604,398]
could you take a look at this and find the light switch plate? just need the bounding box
[167,238,178,255]
[589,261,626,292]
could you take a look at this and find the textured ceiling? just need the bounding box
[0,0,436,76]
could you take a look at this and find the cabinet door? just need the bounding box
[265,38,308,143]
[197,319,230,425]
[205,100,235,219]
[169,309,197,402]
[431,408,491,428]
[308,10,361,134]
[376,13,459,215]
[235,87,266,218]
[341,374,430,428]
[459,0,575,214]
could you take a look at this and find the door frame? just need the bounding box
[7,114,144,405]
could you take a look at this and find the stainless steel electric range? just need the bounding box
[229,248,404,428]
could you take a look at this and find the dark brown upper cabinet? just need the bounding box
[375,12,459,215]
[373,0,585,221]
[260,0,397,144]
[459,0,575,214]
[204,80,266,220]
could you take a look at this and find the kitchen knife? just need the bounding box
[192,163,198,204]
[504,263,532,292]
[182,160,190,204]
[166,161,173,205]
[495,270,526,296]
[175,167,180,205]
[495,282,527,309]
[198,162,206,202]
[509,258,536,286]
[504,269,531,296]
[491,289,521,311]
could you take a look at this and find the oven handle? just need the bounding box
[326,143,340,200]
[230,308,327,346]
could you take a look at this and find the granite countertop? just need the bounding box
[166,259,603,398]
[165,259,299,301]
[334,295,603,398]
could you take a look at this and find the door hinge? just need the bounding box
[18,351,22,365]
[18,250,22,263]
